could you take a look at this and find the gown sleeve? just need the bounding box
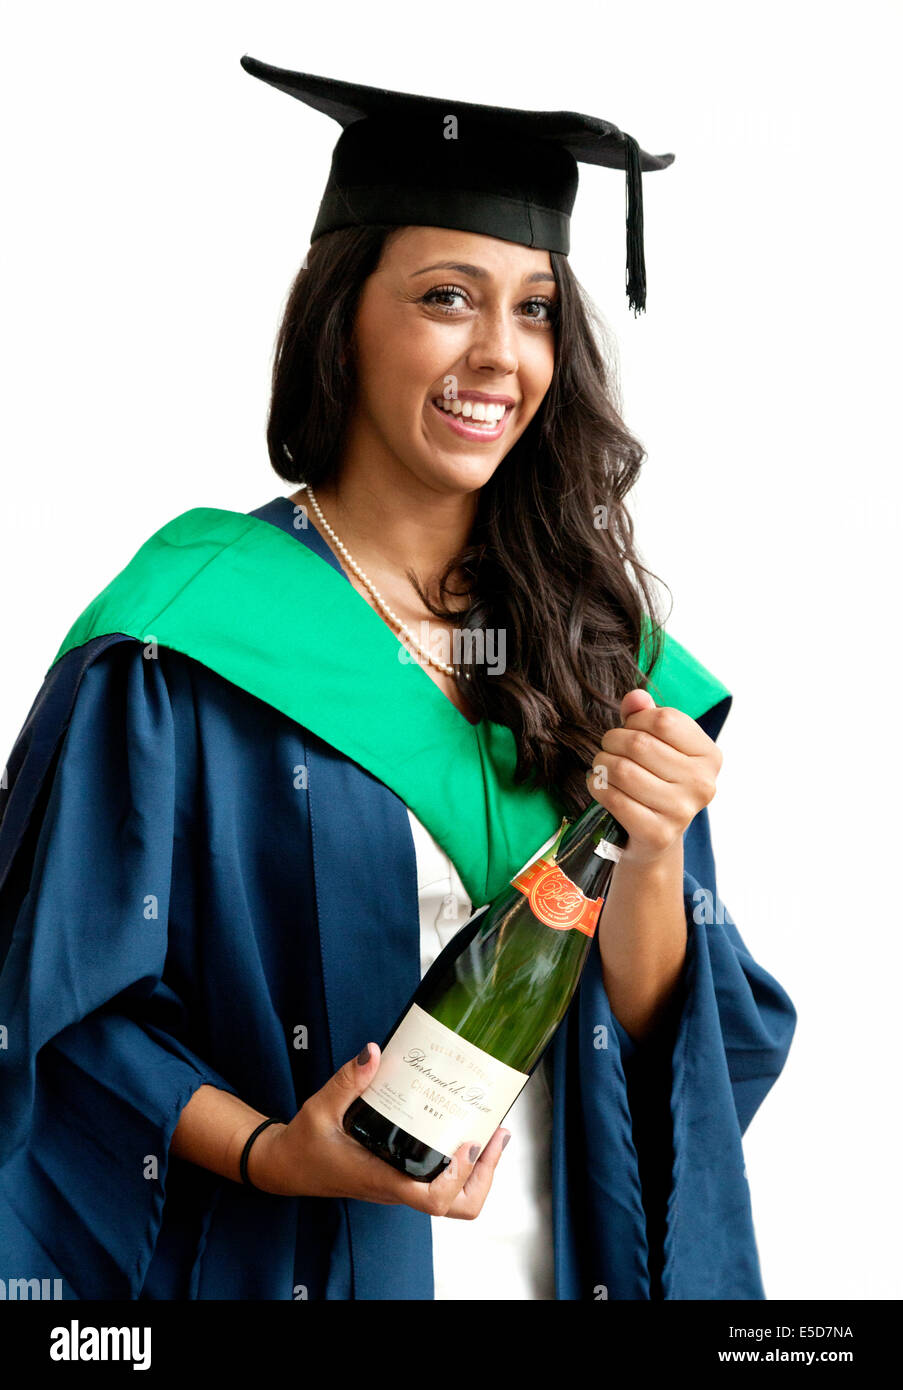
[610,800,796,1297]
[564,698,797,1300]
[0,639,241,1298]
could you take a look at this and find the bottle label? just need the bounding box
[362,1003,529,1158]
[510,854,604,937]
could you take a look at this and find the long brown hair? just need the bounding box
[265,226,668,816]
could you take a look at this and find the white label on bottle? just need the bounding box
[362,1003,530,1159]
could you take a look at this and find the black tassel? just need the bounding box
[624,134,646,316]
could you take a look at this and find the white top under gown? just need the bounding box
[405,807,558,1301]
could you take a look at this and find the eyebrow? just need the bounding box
[409,260,557,285]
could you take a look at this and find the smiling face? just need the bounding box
[344,225,559,496]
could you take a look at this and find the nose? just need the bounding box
[465,304,519,376]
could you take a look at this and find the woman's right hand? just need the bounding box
[249,1043,510,1218]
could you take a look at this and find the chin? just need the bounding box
[408,434,512,495]
[417,452,503,496]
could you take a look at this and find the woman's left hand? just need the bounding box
[585,688,723,867]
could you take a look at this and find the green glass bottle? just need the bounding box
[343,798,628,1180]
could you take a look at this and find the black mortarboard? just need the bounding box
[240,55,674,315]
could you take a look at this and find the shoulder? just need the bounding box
[47,507,272,676]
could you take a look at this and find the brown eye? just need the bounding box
[521,297,558,324]
[422,285,470,313]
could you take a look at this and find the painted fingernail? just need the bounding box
[501,1132,511,1150]
[468,1143,480,1162]
[356,1044,371,1065]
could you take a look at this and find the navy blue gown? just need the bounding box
[0,496,796,1299]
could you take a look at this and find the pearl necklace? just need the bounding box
[296,481,456,676]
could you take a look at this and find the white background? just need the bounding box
[1,0,900,1300]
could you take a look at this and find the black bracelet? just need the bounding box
[239,1117,283,1190]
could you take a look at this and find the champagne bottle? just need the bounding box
[343,797,628,1180]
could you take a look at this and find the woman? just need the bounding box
[0,58,796,1301]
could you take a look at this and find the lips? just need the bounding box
[429,396,512,441]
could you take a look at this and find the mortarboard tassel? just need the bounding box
[624,133,646,316]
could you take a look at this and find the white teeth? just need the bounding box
[433,398,507,426]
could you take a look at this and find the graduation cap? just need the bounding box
[240,55,675,315]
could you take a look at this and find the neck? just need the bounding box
[296,451,478,596]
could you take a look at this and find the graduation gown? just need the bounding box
[0,495,796,1300]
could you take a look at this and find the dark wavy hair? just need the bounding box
[264,225,669,815]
